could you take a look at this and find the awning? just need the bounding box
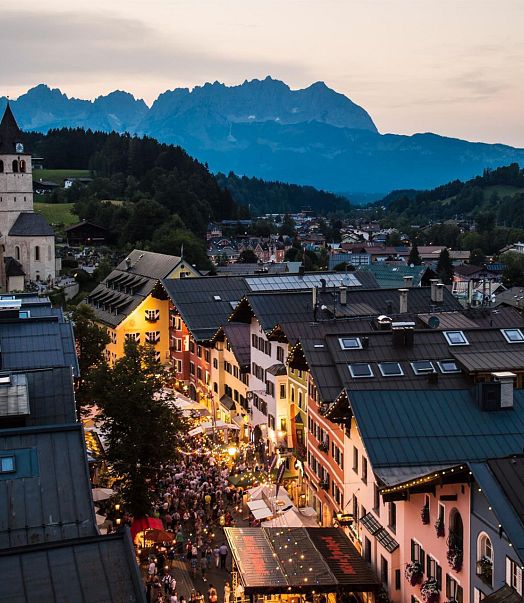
[220,394,236,411]
[225,527,381,594]
[232,414,245,428]
[188,420,241,437]
[247,499,269,511]
[481,585,522,603]
[251,507,273,520]
[130,517,163,540]
[262,508,318,528]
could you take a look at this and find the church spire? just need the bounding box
[0,102,23,154]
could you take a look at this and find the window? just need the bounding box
[213,295,222,301]
[374,483,380,516]
[411,360,436,375]
[277,346,284,363]
[389,502,396,533]
[0,456,15,473]
[197,345,202,358]
[381,556,389,585]
[12,160,18,173]
[15,245,20,261]
[352,446,359,473]
[438,360,460,374]
[145,309,160,322]
[280,384,286,399]
[506,557,523,594]
[477,532,493,564]
[411,540,425,566]
[0,160,3,172]
[34,246,40,261]
[348,363,373,378]
[197,367,202,381]
[125,332,140,343]
[427,556,442,589]
[502,329,524,343]
[189,362,195,375]
[265,380,275,397]
[205,350,210,363]
[379,362,404,377]
[446,575,463,603]
[213,358,218,369]
[339,337,362,350]
[444,331,469,346]
[362,457,368,484]
[268,414,275,429]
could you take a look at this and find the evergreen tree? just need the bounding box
[408,242,422,266]
[91,340,185,516]
[436,248,454,285]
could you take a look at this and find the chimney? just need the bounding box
[403,275,413,288]
[125,257,132,270]
[435,283,444,303]
[312,287,318,308]
[320,278,327,292]
[430,279,439,302]
[492,372,516,408]
[399,288,408,314]
[340,286,347,306]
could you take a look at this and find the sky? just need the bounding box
[1,0,523,146]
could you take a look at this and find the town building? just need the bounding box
[87,249,200,365]
[0,104,56,287]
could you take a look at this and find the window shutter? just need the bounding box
[445,574,451,598]
[427,555,431,577]
[436,564,442,590]
[420,548,426,572]
[457,585,463,603]
[506,557,512,586]
[517,567,522,596]
[411,540,415,562]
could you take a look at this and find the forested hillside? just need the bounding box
[380,163,524,255]
[215,172,350,216]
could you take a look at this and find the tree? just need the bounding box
[501,252,524,287]
[408,242,422,266]
[238,249,258,264]
[386,230,402,246]
[69,304,110,413]
[279,214,296,237]
[91,340,185,516]
[436,248,453,285]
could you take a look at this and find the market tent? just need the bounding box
[261,508,318,528]
[246,499,268,511]
[251,507,273,520]
[91,487,114,502]
[130,517,164,541]
[188,421,240,437]
[224,527,381,594]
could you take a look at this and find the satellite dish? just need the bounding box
[428,316,440,329]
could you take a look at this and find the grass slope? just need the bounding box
[33,168,90,185]
[34,202,77,227]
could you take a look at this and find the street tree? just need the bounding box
[436,248,454,285]
[91,340,186,516]
[408,242,422,266]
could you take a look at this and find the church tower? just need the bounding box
[0,103,55,286]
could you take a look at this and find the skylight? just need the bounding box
[437,360,461,374]
[411,360,436,375]
[501,329,524,343]
[379,362,404,377]
[348,363,374,378]
[213,295,222,301]
[339,337,362,350]
[443,331,469,346]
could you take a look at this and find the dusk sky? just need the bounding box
[2,0,523,146]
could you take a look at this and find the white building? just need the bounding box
[0,104,55,289]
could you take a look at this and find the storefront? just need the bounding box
[224,527,380,603]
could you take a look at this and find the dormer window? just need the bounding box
[339,337,362,350]
[379,362,403,377]
[501,329,524,343]
[411,360,436,375]
[348,363,373,378]
[444,331,469,346]
[438,359,460,374]
[0,455,15,473]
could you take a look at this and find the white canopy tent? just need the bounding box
[188,421,240,437]
[261,507,319,528]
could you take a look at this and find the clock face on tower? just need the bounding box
[15,142,24,153]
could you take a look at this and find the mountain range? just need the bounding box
[3,79,524,197]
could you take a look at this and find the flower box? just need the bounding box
[421,505,430,525]
[405,562,424,586]
[421,578,440,603]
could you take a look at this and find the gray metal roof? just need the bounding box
[0,531,146,603]
[22,367,76,426]
[349,388,524,470]
[0,424,97,549]
[115,249,182,279]
[8,212,54,237]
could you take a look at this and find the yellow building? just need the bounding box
[87,249,199,364]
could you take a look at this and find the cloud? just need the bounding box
[0,9,309,100]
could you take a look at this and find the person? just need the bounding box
[207,585,218,603]
[148,559,157,581]
[199,553,208,582]
[234,583,244,603]
[212,546,220,568]
[219,543,228,570]
[190,555,198,578]
[162,574,173,596]
[224,582,231,603]
[169,593,178,603]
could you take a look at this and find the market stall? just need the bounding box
[224,527,380,603]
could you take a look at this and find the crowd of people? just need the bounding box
[141,441,252,603]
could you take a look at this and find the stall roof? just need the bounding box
[224,527,380,594]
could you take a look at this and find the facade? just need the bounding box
[0,104,56,286]
[87,249,200,365]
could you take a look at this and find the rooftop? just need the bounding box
[8,212,54,237]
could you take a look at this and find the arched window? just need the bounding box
[12,160,18,173]
[478,533,493,561]
[449,509,464,552]
[34,246,40,261]
[15,246,20,261]
[477,532,493,585]
[19,160,26,173]
[0,160,3,173]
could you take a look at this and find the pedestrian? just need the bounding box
[212,546,220,568]
[207,585,218,603]
[162,574,173,596]
[200,553,208,582]
[224,583,231,603]
[169,592,178,603]
[219,543,228,570]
